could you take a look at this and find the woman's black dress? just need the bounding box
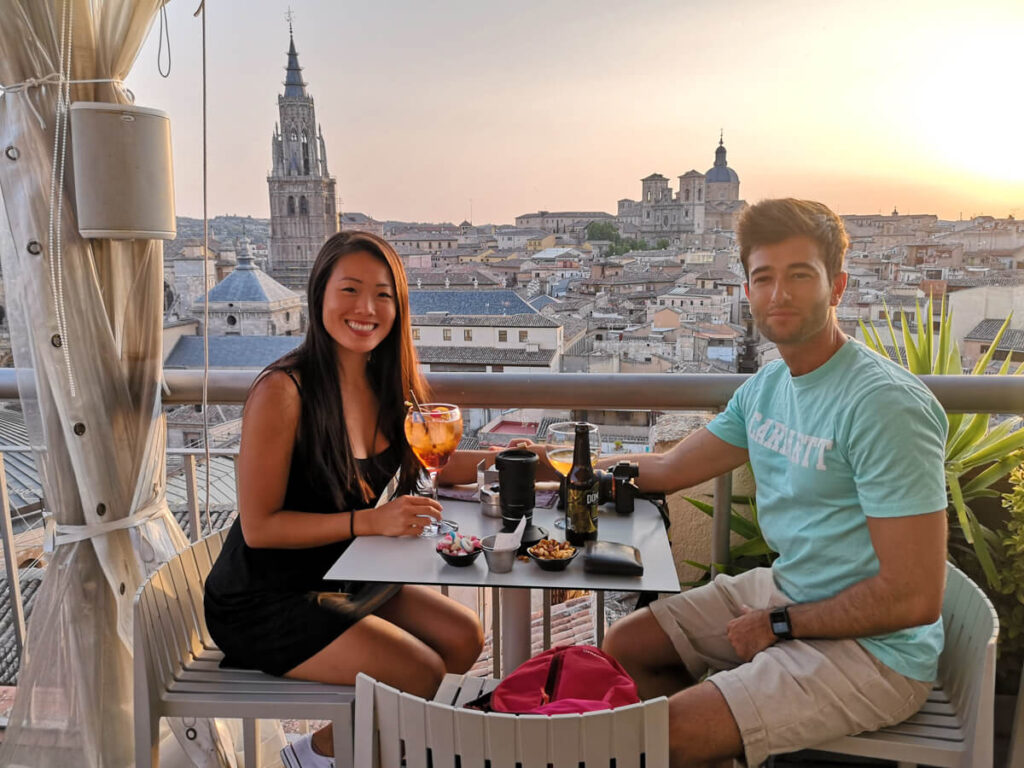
[204,411,401,676]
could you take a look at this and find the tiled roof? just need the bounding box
[413,314,558,328]
[531,248,581,261]
[0,572,43,684]
[165,336,302,369]
[964,319,1024,351]
[528,295,559,311]
[694,269,743,283]
[200,258,298,305]
[405,270,502,288]
[415,346,556,366]
[409,290,536,316]
[0,407,44,510]
[166,456,240,516]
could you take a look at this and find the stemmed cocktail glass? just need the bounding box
[404,403,463,536]
[544,421,600,529]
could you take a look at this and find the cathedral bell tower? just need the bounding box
[267,24,338,289]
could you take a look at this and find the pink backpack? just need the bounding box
[472,645,640,715]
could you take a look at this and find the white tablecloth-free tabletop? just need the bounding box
[324,495,681,670]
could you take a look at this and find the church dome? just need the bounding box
[706,136,739,184]
[706,165,739,183]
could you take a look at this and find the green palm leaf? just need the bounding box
[971,314,1013,375]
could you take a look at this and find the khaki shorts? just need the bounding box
[649,567,932,768]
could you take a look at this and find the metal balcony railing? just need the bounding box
[0,369,1022,677]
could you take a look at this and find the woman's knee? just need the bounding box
[394,643,447,699]
[437,602,484,673]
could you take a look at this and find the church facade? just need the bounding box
[267,28,338,289]
[617,136,747,241]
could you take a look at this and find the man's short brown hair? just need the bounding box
[737,199,849,280]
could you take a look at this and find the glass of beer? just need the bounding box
[544,421,600,529]
[404,403,463,536]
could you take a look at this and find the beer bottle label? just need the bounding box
[566,484,598,538]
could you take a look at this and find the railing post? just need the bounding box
[232,454,241,524]
[491,586,500,678]
[542,589,551,650]
[0,454,27,658]
[184,454,201,542]
[711,472,732,578]
[594,591,605,648]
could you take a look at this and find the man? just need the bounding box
[600,199,948,768]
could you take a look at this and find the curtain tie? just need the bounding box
[44,499,167,552]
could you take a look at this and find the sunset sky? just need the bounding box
[127,0,1024,225]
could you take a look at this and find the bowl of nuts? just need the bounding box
[526,538,578,571]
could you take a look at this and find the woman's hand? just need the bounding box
[502,439,560,479]
[502,438,548,462]
[364,494,443,537]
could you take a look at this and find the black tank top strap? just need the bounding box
[282,368,302,395]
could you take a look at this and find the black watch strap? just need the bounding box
[770,606,793,640]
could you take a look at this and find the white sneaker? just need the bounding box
[280,734,335,768]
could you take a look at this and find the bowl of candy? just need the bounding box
[436,533,482,567]
[526,538,578,571]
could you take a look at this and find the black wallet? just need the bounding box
[583,541,644,576]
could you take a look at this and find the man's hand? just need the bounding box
[727,605,777,662]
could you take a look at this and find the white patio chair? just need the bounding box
[133,530,356,768]
[808,561,998,768]
[354,671,669,768]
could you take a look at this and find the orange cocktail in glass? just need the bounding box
[404,403,463,536]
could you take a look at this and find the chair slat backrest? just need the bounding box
[548,713,582,768]
[453,707,487,766]
[482,711,517,768]
[137,580,174,690]
[611,701,644,768]
[162,554,204,661]
[177,543,216,650]
[514,715,550,768]
[939,562,997,768]
[581,708,614,765]
[425,696,457,768]
[355,673,669,768]
[399,692,429,768]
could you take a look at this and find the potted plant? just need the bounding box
[860,299,1024,588]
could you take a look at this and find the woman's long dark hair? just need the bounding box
[259,230,429,508]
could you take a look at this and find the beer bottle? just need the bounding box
[565,423,599,546]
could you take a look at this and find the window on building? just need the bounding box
[443,328,452,341]
[498,330,508,342]
[684,188,690,202]
[519,330,528,342]
[492,365,504,372]
[287,196,296,215]
[285,312,290,321]
[412,328,420,340]
[226,315,237,326]
[698,188,703,201]
[464,329,473,341]
[299,196,309,215]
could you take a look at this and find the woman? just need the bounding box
[204,231,484,768]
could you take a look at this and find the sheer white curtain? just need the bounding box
[0,1,233,765]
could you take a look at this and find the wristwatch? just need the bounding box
[769,606,793,640]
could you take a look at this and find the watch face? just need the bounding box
[771,618,789,634]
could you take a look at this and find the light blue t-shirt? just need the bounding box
[707,339,948,681]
